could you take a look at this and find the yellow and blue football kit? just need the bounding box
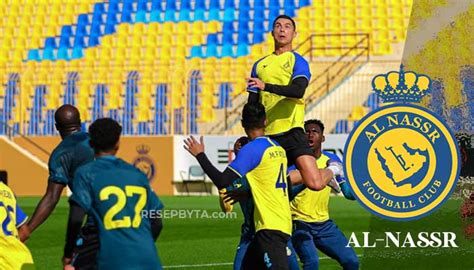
[229,137,291,235]
[248,51,311,136]
[228,137,293,270]
[0,182,35,270]
[290,152,359,270]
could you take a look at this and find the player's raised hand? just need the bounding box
[183,135,205,156]
[246,77,265,91]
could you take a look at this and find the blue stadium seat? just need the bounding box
[122,2,135,13]
[73,36,86,48]
[254,0,266,8]
[269,0,281,8]
[136,10,148,23]
[223,9,235,22]
[43,48,56,60]
[75,24,89,37]
[209,0,220,10]
[150,10,162,22]
[71,46,84,59]
[106,12,119,25]
[224,0,236,9]
[237,32,249,44]
[90,22,103,36]
[78,14,90,25]
[221,44,234,57]
[121,10,133,23]
[299,0,311,7]
[137,0,149,11]
[190,46,203,58]
[151,0,162,11]
[236,44,249,56]
[223,22,235,33]
[108,2,120,13]
[222,31,234,45]
[45,37,58,49]
[57,47,70,60]
[166,0,177,11]
[104,22,117,34]
[165,9,176,22]
[179,9,191,21]
[253,30,265,43]
[93,2,106,14]
[61,26,73,37]
[195,0,206,10]
[335,120,349,133]
[27,49,41,61]
[194,9,206,21]
[92,12,104,24]
[59,36,72,48]
[366,93,380,111]
[89,34,100,46]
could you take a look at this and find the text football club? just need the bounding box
[344,65,461,221]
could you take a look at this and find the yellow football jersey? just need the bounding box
[229,137,292,235]
[0,182,35,269]
[248,51,311,135]
[290,153,332,223]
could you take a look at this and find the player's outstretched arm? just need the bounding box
[184,136,240,189]
[247,77,309,98]
[63,201,86,260]
[27,182,65,233]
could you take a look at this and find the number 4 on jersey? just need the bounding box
[275,164,287,196]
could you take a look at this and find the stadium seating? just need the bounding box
[0,0,413,135]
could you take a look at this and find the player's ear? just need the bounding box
[322,135,325,143]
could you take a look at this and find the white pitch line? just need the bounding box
[163,254,364,269]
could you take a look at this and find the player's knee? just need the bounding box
[340,254,359,270]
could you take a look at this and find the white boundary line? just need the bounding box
[163,254,364,269]
[0,136,48,169]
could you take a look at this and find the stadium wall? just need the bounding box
[0,137,49,196]
[3,135,349,196]
[3,136,174,196]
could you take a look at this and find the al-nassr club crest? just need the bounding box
[344,65,461,221]
[133,144,156,182]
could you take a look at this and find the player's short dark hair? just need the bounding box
[0,171,7,185]
[89,118,122,152]
[242,102,266,130]
[272,15,296,30]
[304,119,325,133]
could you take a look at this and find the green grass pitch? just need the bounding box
[18,196,369,270]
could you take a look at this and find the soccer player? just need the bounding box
[247,15,338,191]
[185,102,318,269]
[220,136,299,270]
[69,118,164,269]
[290,119,359,270]
[25,105,96,268]
[0,176,35,269]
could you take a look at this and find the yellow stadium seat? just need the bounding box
[191,21,204,34]
[118,24,131,35]
[162,22,175,34]
[132,35,144,47]
[148,22,161,35]
[146,35,159,47]
[374,41,392,55]
[207,21,220,33]
[61,14,75,24]
[177,22,189,34]
[159,47,171,60]
[348,106,368,121]
[160,34,172,46]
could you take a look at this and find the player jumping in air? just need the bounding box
[246,15,342,191]
[69,118,164,270]
[290,119,359,270]
[25,105,97,269]
[0,176,35,269]
[185,102,297,270]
